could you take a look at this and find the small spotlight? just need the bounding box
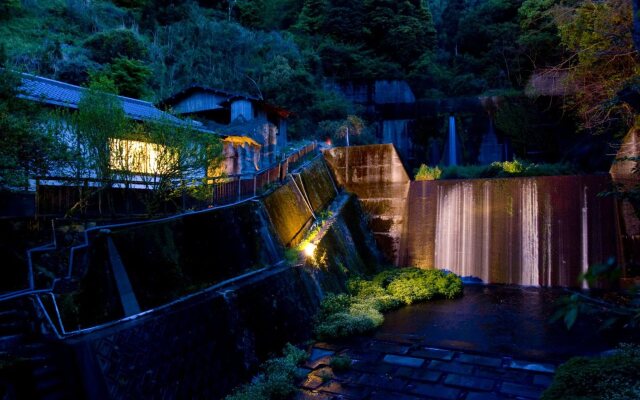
[303,243,317,258]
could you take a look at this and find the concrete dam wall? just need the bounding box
[401,176,618,287]
[324,144,619,287]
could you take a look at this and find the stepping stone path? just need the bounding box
[297,336,556,399]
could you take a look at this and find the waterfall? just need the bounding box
[434,182,476,279]
[581,186,589,289]
[520,180,540,286]
[448,116,457,166]
[405,175,617,287]
[481,181,491,283]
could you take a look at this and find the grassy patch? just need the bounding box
[225,343,308,400]
[414,160,578,181]
[315,268,463,341]
[542,344,640,400]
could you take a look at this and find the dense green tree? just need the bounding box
[555,0,638,131]
[293,0,327,35]
[236,0,303,30]
[0,52,68,190]
[84,29,148,64]
[362,0,437,71]
[103,57,152,99]
[0,0,20,19]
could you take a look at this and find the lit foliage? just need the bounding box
[62,74,223,216]
[70,75,129,181]
[225,343,308,400]
[414,164,442,181]
[315,268,463,340]
[542,344,640,400]
[554,0,639,131]
[413,160,577,180]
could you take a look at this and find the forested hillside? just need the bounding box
[1,0,638,141]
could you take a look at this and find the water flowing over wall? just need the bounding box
[400,176,618,286]
[323,144,410,264]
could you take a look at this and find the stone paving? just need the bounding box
[297,335,556,400]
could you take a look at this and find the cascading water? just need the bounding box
[581,186,589,289]
[404,175,617,287]
[520,180,539,286]
[448,116,457,166]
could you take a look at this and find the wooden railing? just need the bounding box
[35,142,318,217]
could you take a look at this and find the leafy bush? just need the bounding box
[83,29,147,64]
[424,160,579,180]
[415,164,442,181]
[315,268,463,340]
[542,344,640,400]
[225,343,308,400]
[330,355,352,372]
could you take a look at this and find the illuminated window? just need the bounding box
[109,138,168,174]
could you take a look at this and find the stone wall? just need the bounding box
[66,266,322,400]
[57,155,372,399]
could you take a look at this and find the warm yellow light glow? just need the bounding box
[303,243,317,258]
[109,138,169,174]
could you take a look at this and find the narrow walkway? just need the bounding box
[298,338,555,399]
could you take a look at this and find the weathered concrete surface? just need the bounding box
[323,144,410,265]
[324,144,619,287]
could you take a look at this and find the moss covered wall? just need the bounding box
[263,157,337,247]
[66,265,323,400]
[304,194,384,294]
[68,201,283,318]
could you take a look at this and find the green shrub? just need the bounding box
[542,344,640,400]
[225,343,308,400]
[430,161,578,180]
[330,355,352,372]
[415,164,442,180]
[316,269,463,340]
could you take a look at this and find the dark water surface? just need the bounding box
[377,285,638,362]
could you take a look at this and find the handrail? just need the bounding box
[0,142,319,338]
[34,141,318,217]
